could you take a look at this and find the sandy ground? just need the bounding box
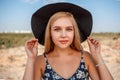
[0,38,120,80]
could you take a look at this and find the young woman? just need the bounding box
[23,3,113,80]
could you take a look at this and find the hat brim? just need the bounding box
[31,2,92,45]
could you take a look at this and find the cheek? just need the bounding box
[51,31,59,43]
[68,32,74,42]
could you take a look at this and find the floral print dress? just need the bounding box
[43,53,89,80]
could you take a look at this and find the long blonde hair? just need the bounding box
[44,12,82,53]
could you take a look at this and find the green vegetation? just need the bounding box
[0,33,34,49]
[91,32,120,38]
[91,32,120,40]
[0,32,120,49]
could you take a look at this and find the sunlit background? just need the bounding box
[0,0,120,80]
[0,0,120,33]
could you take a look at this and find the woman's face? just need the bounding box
[51,17,74,49]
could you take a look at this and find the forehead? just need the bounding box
[51,17,73,27]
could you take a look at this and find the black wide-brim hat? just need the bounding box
[31,2,92,45]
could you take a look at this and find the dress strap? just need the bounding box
[81,50,84,59]
[80,50,85,63]
[43,53,46,57]
[43,53,48,62]
[43,53,50,70]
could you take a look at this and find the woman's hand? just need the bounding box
[25,39,38,60]
[87,37,101,55]
[87,37,103,64]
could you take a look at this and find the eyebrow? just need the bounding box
[52,26,60,28]
[52,26,73,28]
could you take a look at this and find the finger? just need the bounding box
[93,39,101,48]
[26,40,34,48]
[87,37,91,44]
[27,42,34,49]
[92,39,96,44]
[87,37,93,45]
[27,39,37,44]
[92,39,99,44]
[34,39,38,47]
[31,38,38,43]
[88,38,97,44]
[95,41,101,47]
[87,37,94,42]
[87,37,99,47]
[95,40,99,45]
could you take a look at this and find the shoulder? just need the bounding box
[34,54,46,69]
[35,55,45,66]
[36,54,45,62]
[34,54,46,78]
[83,51,91,59]
[82,51,95,68]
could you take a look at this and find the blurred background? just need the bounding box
[0,0,120,80]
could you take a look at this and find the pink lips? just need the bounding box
[59,40,68,44]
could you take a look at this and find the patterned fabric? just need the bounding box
[43,53,89,80]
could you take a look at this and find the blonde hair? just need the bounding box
[44,12,82,53]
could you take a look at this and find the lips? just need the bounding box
[59,40,68,44]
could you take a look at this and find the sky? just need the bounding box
[0,0,120,33]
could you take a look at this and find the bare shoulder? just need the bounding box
[35,54,46,69]
[82,51,95,68]
[83,51,91,59]
[34,54,46,78]
[35,55,46,75]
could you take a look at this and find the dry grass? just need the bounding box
[0,32,120,80]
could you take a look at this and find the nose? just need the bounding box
[61,30,66,38]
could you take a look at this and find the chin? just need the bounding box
[58,44,71,49]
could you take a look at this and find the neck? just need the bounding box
[52,46,74,57]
